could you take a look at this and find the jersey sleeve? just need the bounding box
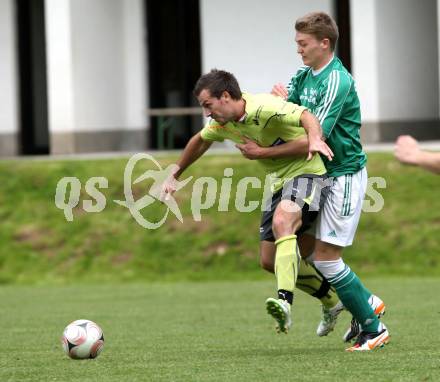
[277,103,307,127]
[200,123,225,142]
[315,70,353,138]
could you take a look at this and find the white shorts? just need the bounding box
[306,167,368,247]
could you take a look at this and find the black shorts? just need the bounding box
[259,174,330,242]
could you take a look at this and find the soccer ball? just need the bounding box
[61,319,104,359]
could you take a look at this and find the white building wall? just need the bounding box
[45,0,147,153]
[0,0,18,135]
[376,0,438,121]
[3,0,439,155]
[45,0,76,134]
[438,0,440,116]
[200,0,333,94]
[350,1,380,122]
[122,0,149,130]
[352,0,439,124]
[70,0,127,131]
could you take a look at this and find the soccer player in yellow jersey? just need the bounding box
[162,69,334,333]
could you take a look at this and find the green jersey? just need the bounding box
[287,56,367,177]
[200,93,326,192]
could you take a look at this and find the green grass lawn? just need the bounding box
[1,277,439,382]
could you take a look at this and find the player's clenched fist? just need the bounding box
[394,135,420,165]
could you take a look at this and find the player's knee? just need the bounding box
[272,209,302,238]
[272,217,302,238]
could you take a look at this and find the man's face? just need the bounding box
[197,89,235,124]
[295,31,328,68]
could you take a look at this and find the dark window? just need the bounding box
[16,0,50,155]
[145,0,202,148]
[335,0,352,73]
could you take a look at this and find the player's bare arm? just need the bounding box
[270,81,333,161]
[174,133,212,178]
[237,112,333,161]
[300,110,334,161]
[162,133,212,197]
[236,136,309,160]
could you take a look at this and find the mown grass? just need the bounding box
[0,278,439,382]
[0,152,438,284]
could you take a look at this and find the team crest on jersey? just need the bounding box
[300,87,318,105]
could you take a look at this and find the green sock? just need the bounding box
[328,265,379,332]
[274,234,300,294]
[296,259,340,309]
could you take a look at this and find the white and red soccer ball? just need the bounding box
[62,319,104,359]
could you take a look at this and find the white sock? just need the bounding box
[313,258,345,279]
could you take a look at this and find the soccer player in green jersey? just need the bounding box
[242,12,390,351]
[162,69,334,334]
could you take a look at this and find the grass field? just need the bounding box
[1,153,439,380]
[1,277,439,382]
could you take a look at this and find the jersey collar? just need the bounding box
[236,93,252,123]
[312,55,335,76]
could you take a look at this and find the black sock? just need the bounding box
[278,289,293,304]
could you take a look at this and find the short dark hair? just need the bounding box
[295,12,339,51]
[193,69,242,100]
